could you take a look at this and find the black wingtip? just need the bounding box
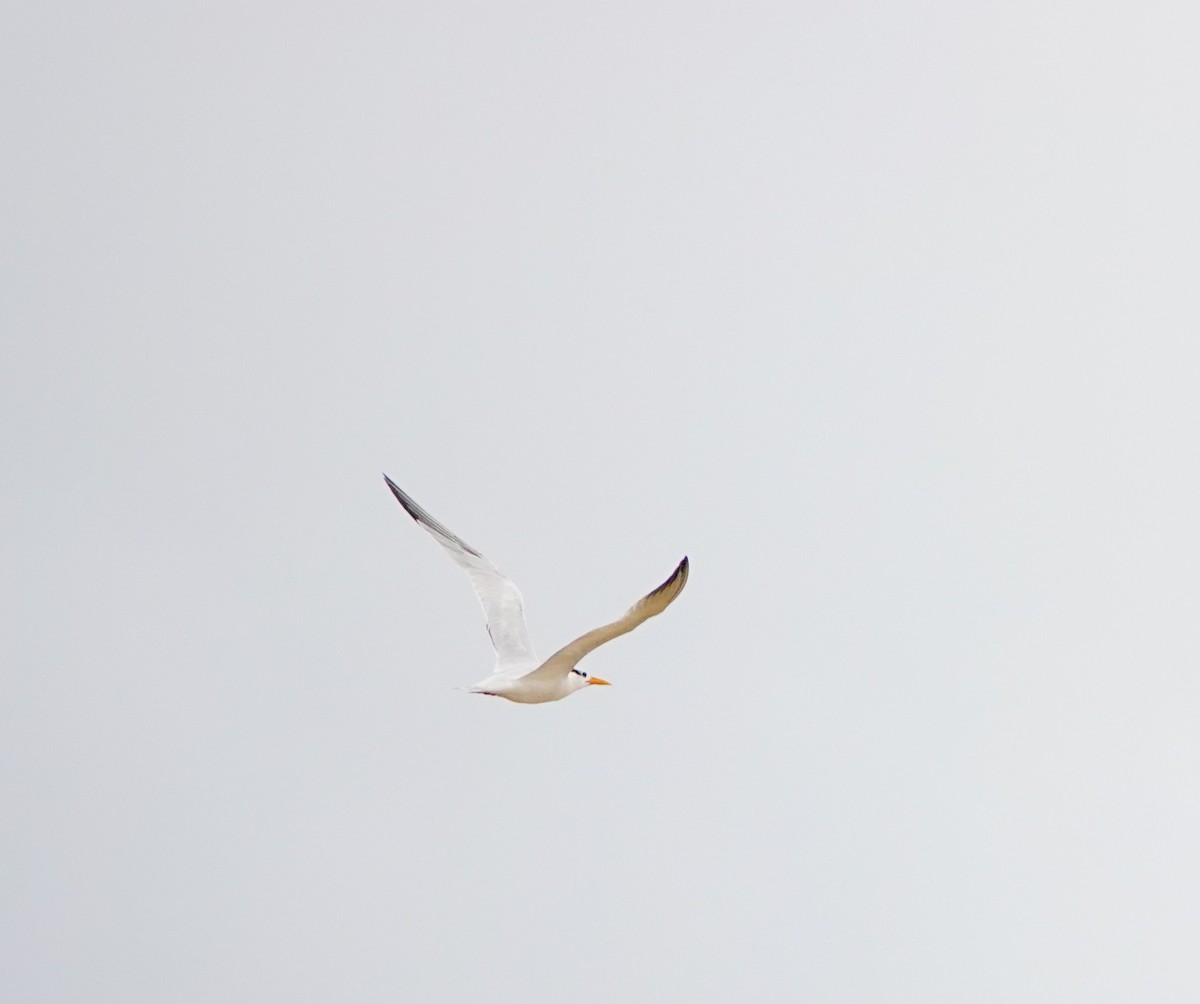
[381,474,422,523]
[650,555,690,597]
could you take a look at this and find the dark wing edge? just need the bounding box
[382,474,486,559]
[648,556,689,600]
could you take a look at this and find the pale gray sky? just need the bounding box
[3,1,1198,1000]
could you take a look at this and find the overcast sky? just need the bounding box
[3,1,1198,1000]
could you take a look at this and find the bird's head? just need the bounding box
[568,667,611,693]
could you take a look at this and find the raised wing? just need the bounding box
[383,476,538,670]
[520,556,689,682]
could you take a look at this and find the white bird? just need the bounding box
[383,475,689,704]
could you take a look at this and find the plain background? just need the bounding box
[3,1,1198,1000]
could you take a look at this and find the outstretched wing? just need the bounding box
[383,476,538,670]
[519,557,689,683]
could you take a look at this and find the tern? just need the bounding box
[383,475,689,704]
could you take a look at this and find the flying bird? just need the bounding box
[383,475,689,704]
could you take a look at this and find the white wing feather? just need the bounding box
[383,476,539,671]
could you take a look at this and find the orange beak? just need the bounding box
[587,676,612,686]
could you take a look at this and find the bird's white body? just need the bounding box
[383,476,688,704]
[467,670,589,704]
